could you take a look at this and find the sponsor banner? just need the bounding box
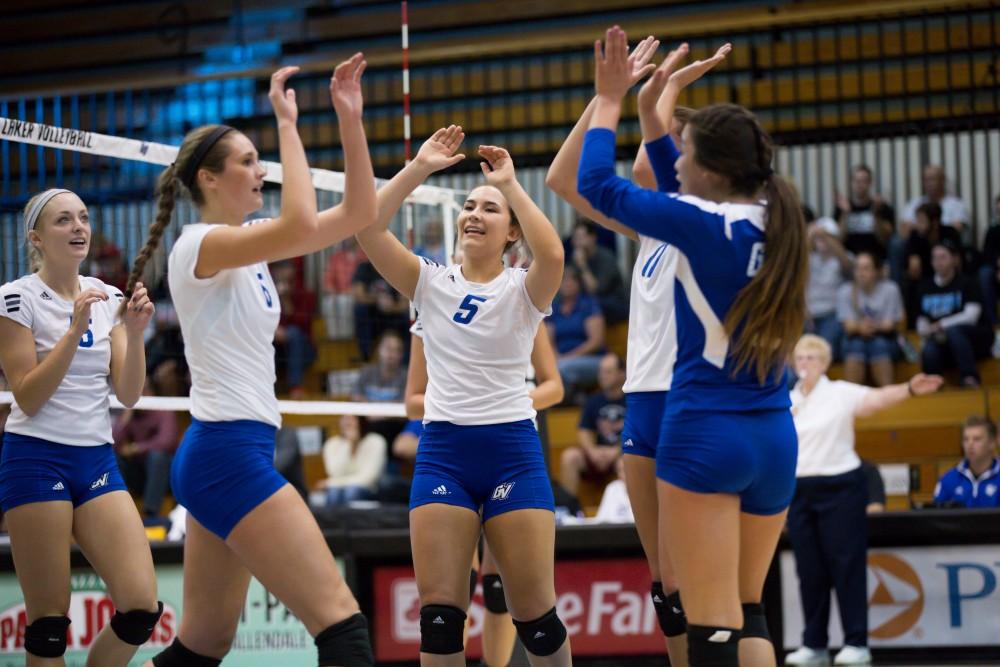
[0,563,324,666]
[374,558,665,662]
[781,545,1000,648]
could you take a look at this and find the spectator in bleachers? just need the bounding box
[548,265,606,395]
[976,194,1000,327]
[917,241,992,387]
[569,220,628,324]
[88,234,129,291]
[834,164,885,257]
[318,414,387,505]
[905,202,962,282]
[559,353,625,501]
[901,164,971,242]
[352,258,410,360]
[837,252,904,386]
[806,218,852,357]
[112,376,180,519]
[352,329,407,444]
[412,217,447,266]
[322,237,367,339]
[272,258,317,398]
[933,415,1000,508]
[787,334,942,667]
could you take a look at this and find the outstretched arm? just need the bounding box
[855,373,943,418]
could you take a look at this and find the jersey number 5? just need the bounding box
[453,294,488,324]
[73,317,94,348]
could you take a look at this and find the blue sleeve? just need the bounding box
[578,128,725,257]
[644,134,680,193]
[933,473,954,504]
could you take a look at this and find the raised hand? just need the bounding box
[594,26,633,101]
[70,288,108,337]
[122,282,154,336]
[627,35,660,86]
[415,125,466,173]
[330,53,367,119]
[269,66,301,125]
[908,373,944,396]
[668,43,732,91]
[637,42,690,115]
[478,145,516,188]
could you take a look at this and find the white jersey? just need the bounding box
[168,222,281,427]
[622,234,678,393]
[0,274,123,445]
[413,259,549,425]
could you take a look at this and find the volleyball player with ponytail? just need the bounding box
[0,188,161,666]
[578,27,807,667]
[137,56,377,667]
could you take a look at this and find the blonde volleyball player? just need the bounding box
[405,312,563,667]
[0,188,162,666]
[356,126,570,666]
[132,56,376,667]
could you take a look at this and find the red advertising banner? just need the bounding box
[373,558,666,662]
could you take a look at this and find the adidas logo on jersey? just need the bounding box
[491,482,515,500]
[89,473,109,490]
[40,291,52,300]
[51,482,65,491]
[624,438,634,448]
[432,485,450,496]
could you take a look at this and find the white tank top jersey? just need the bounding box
[0,274,123,445]
[168,222,282,427]
[623,234,678,393]
[413,259,550,425]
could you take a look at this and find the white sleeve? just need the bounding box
[409,317,424,339]
[90,278,125,325]
[837,381,873,415]
[0,281,33,330]
[169,224,228,288]
[412,257,446,313]
[511,267,552,319]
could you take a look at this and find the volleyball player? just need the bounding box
[135,56,377,667]
[405,310,563,667]
[578,27,807,667]
[0,188,162,666]
[356,125,570,666]
[547,38,730,665]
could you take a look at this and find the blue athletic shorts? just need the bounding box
[656,409,798,516]
[0,432,127,512]
[622,391,668,458]
[410,420,554,521]
[171,418,287,540]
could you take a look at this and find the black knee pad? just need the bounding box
[482,574,508,614]
[315,613,374,666]
[111,601,164,645]
[687,624,741,667]
[419,604,466,655]
[651,583,686,637]
[24,615,70,658]
[741,602,770,641]
[151,638,222,667]
[470,568,479,602]
[513,607,567,657]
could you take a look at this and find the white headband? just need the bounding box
[23,188,73,239]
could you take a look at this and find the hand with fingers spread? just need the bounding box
[269,66,301,125]
[627,35,660,86]
[70,288,109,337]
[330,52,367,119]
[637,42,690,116]
[122,282,155,336]
[594,26,634,101]
[415,125,466,174]
[667,42,732,91]
[478,145,516,189]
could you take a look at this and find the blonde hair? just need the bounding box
[794,334,832,369]
[22,189,73,273]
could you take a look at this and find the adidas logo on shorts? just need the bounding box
[432,485,450,496]
[51,482,65,491]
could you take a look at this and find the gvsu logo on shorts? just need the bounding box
[491,482,515,501]
[89,473,109,490]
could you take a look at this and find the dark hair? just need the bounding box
[573,219,598,238]
[933,239,961,257]
[120,124,237,318]
[673,105,694,131]
[874,202,896,226]
[853,164,873,179]
[687,104,807,384]
[855,251,883,271]
[562,264,582,284]
[963,415,997,440]
[916,201,942,224]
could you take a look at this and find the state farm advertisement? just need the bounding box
[374,558,665,661]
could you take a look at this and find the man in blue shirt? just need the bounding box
[934,415,1000,508]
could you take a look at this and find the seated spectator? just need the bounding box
[834,165,886,257]
[353,330,407,443]
[322,237,367,340]
[806,218,852,356]
[88,234,129,291]
[902,164,971,243]
[559,353,625,500]
[837,252,904,386]
[413,218,447,266]
[318,415,387,505]
[594,457,633,523]
[934,416,1000,508]
[976,194,1000,327]
[275,427,307,498]
[917,241,992,386]
[112,377,180,519]
[905,202,962,283]
[272,259,317,398]
[569,220,628,324]
[861,460,887,514]
[547,266,606,394]
[352,258,410,361]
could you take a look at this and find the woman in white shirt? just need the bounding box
[785,335,941,667]
[319,415,387,505]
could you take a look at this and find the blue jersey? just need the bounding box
[578,127,790,414]
[933,458,1000,508]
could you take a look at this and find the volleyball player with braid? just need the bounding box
[136,56,377,667]
[0,188,162,667]
[578,27,808,667]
